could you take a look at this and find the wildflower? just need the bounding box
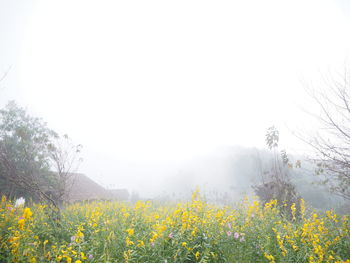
[168,232,174,239]
[76,229,84,241]
[234,232,240,239]
[264,252,275,263]
[240,236,245,242]
[23,207,32,219]
[137,240,145,247]
[75,260,82,263]
[227,231,232,237]
[227,222,232,229]
[126,228,135,236]
[88,254,93,260]
[182,242,187,247]
[126,236,134,246]
[291,203,296,220]
[195,251,200,260]
[71,236,76,242]
[328,255,335,261]
[15,197,25,207]
[18,218,25,230]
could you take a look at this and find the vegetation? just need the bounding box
[0,101,81,209]
[253,126,300,218]
[0,190,349,263]
[302,70,350,200]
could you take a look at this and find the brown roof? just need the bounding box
[66,174,129,202]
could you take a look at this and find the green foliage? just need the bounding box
[0,101,81,207]
[0,101,58,200]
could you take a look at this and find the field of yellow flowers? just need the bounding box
[1,191,349,263]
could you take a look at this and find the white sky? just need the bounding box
[1,0,350,195]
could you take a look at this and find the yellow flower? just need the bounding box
[75,260,82,263]
[126,236,134,246]
[126,228,135,236]
[18,219,25,230]
[182,242,187,247]
[264,252,275,263]
[291,203,296,220]
[23,207,33,219]
[137,240,145,247]
[195,251,200,260]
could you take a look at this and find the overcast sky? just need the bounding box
[1,0,350,196]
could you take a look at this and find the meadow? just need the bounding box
[0,190,349,263]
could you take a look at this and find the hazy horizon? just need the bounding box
[1,0,350,198]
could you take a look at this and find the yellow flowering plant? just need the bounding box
[0,194,349,262]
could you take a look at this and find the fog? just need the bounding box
[1,0,350,202]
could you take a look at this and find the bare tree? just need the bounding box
[301,69,350,200]
[47,134,83,207]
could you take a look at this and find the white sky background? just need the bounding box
[1,0,350,196]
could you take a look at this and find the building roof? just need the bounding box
[66,173,129,202]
